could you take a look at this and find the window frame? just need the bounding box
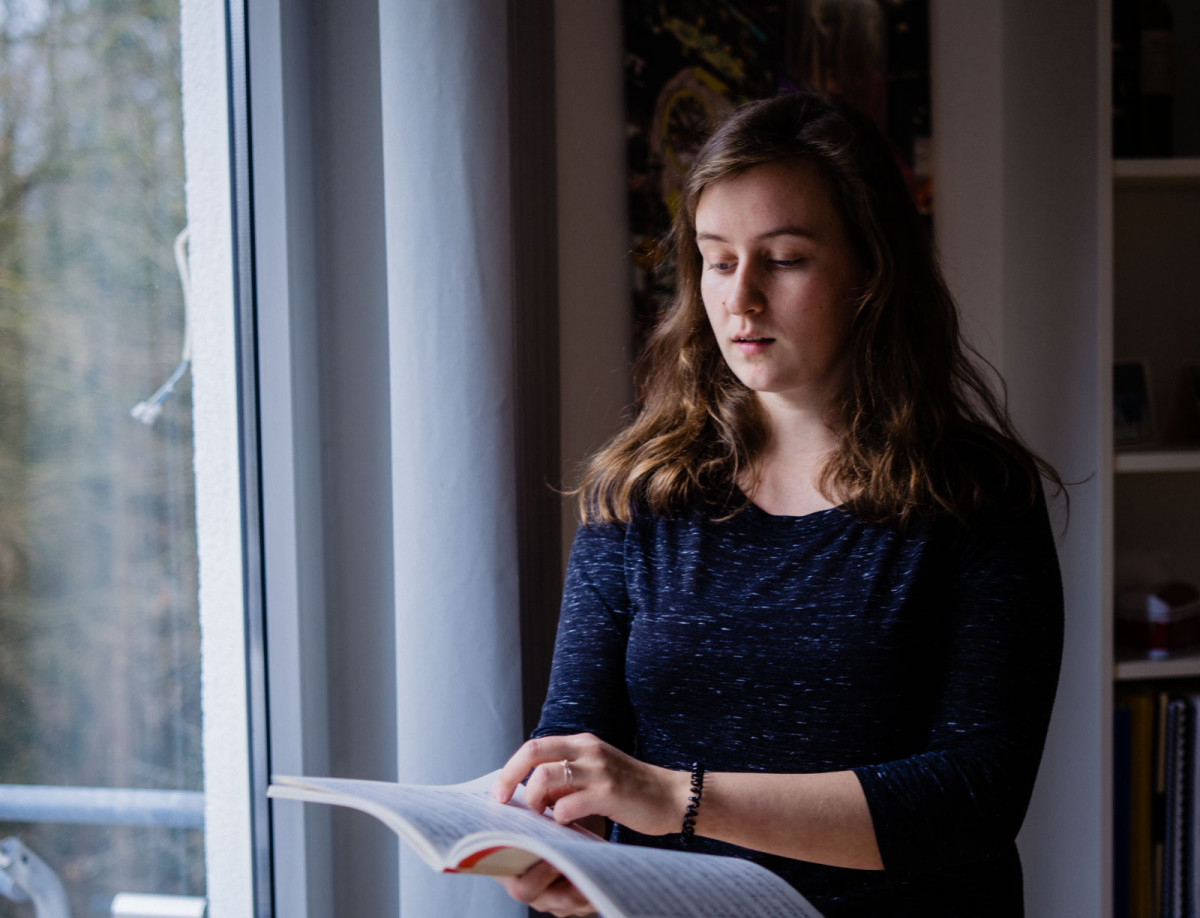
[226,0,274,914]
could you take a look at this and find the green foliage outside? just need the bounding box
[0,0,204,910]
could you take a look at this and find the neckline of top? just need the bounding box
[726,487,849,527]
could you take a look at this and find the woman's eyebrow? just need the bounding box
[695,225,817,243]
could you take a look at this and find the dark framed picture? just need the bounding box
[621,0,931,352]
[1114,360,1153,444]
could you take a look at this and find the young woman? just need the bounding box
[493,91,1064,918]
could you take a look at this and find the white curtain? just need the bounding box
[379,1,527,914]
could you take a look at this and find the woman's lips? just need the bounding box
[733,336,774,355]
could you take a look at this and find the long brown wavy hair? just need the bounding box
[578,91,1062,528]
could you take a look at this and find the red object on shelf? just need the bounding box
[1115,582,1200,660]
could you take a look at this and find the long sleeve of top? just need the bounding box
[533,477,1063,918]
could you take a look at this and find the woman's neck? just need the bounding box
[740,398,843,517]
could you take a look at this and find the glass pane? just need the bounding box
[0,0,203,914]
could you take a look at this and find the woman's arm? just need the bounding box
[850,487,1064,880]
[493,733,883,871]
[693,769,881,870]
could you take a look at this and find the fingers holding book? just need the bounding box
[492,733,690,838]
[496,859,598,917]
[492,735,578,815]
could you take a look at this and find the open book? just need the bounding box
[268,771,824,918]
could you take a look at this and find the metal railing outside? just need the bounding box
[0,785,206,918]
[0,784,204,829]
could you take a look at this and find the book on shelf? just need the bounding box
[1115,689,1156,918]
[1113,689,1200,918]
[1163,698,1186,918]
[1190,695,1200,915]
[1114,703,1133,918]
[268,771,824,918]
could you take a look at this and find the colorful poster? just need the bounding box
[622,0,930,343]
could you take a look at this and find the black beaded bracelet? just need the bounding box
[680,762,704,847]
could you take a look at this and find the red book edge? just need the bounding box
[444,845,508,873]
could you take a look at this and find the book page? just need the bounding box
[270,772,597,868]
[471,834,824,918]
[271,774,825,917]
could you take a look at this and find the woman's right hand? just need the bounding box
[493,733,687,838]
[496,860,597,917]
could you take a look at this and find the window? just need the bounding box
[0,1,208,913]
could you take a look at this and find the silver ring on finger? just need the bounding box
[560,758,573,786]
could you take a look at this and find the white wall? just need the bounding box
[932,3,1106,915]
[555,1,636,562]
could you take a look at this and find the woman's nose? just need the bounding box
[725,265,764,315]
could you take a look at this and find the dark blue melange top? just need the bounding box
[534,478,1063,917]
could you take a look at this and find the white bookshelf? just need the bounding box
[1115,449,1200,474]
[1114,156,1200,183]
[1116,653,1200,681]
[1105,4,1200,917]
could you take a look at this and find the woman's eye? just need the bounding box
[707,261,735,272]
[770,257,806,268]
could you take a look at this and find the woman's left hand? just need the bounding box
[492,733,688,837]
[495,859,597,917]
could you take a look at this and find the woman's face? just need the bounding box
[695,158,862,415]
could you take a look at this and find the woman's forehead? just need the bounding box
[694,159,842,239]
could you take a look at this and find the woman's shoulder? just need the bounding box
[927,428,1065,578]
[942,425,1048,516]
[581,483,739,528]
[574,498,671,546]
